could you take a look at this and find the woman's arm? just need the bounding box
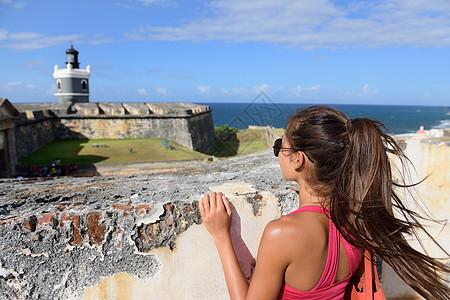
[199,192,289,300]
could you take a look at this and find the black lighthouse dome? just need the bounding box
[65,45,79,69]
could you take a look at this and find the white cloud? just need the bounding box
[338,84,379,99]
[137,88,148,96]
[197,85,211,94]
[155,87,171,95]
[0,28,7,40]
[13,1,25,8]
[362,84,378,95]
[125,0,450,49]
[231,86,248,96]
[305,84,320,91]
[6,81,22,86]
[114,2,136,9]
[253,84,271,94]
[291,84,321,97]
[0,0,26,8]
[0,28,114,50]
[2,80,37,91]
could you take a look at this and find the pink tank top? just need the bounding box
[277,206,362,300]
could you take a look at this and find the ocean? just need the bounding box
[206,103,450,135]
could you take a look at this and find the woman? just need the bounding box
[199,106,450,300]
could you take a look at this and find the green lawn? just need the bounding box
[273,128,285,137]
[20,138,209,167]
[20,129,272,167]
[208,129,269,158]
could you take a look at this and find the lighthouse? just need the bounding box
[53,45,91,103]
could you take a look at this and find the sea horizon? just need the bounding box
[205,102,450,135]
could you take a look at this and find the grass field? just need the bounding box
[208,128,269,158]
[19,129,272,167]
[20,138,210,167]
[273,128,285,137]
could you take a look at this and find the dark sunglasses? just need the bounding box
[273,138,315,163]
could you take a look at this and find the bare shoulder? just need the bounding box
[262,211,328,252]
[259,211,330,291]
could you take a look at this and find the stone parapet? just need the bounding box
[73,103,100,116]
[13,102,211,118]
[123,103,151,115]
[146,102,211,116]
[98,103,125,116]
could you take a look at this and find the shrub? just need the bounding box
[214,125,239,134]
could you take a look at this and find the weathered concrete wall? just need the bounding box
[383,136,450,299]
[1,135,448,299]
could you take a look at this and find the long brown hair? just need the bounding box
[284,105,449,299]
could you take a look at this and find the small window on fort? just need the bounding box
[81,80,87,90]
[57,80,61,90]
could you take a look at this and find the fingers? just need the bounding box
[202,193,210,213]
[222,194,232,217]
[210,192,217,211]
[199,197,206,219]
[200,192,229,214]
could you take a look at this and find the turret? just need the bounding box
[53,45,90,104]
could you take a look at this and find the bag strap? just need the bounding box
[364,250,374,300]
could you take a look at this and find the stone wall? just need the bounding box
[0,136,448,299]
[14,115,59,160]
[383,136,450,299]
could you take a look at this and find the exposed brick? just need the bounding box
[22,216,37,232]
[164,203,174,212]
[135,204,151,215]
[113,204,133,217]
[139,226,148,242]
[253,193,263,201]
[184,203,193,212]
[112,204,133,211]
[60,213,82,245]
[272,186,280,189]
[87,212,106,245]
[71,201,86,209]
[37,213,58,227]
[56,204,67,211]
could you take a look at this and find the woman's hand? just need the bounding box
[199,192,232,243]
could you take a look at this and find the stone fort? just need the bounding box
[0,46,215,178]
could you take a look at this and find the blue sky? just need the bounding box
[1,0,450,106]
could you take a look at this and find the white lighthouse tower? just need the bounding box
[53,45,91,103]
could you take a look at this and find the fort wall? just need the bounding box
[0,135,448,299]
